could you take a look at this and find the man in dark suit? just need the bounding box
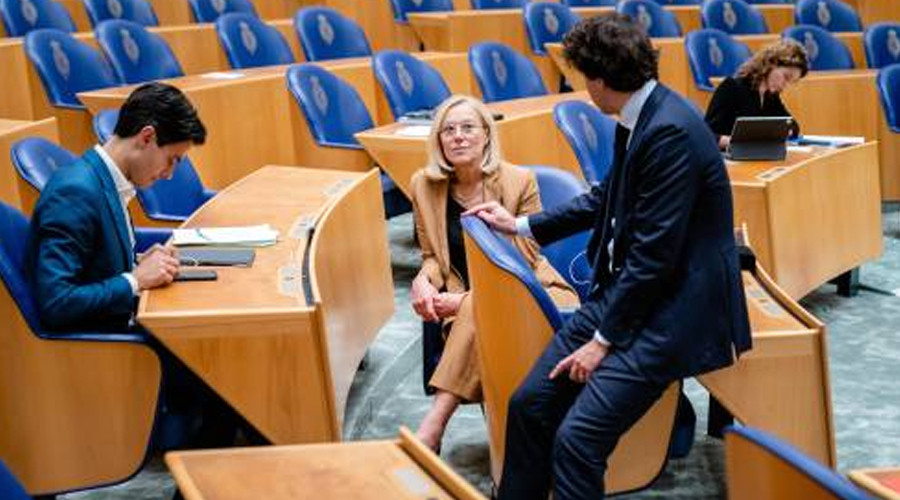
[26,82,205,332]
[466,15,752,499]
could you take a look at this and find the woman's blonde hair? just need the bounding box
[736,39,809,90]
[424,95,502,180]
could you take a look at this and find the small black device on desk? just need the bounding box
[174,269,218,282]
[726,116,793,161]
[179,248,255,267]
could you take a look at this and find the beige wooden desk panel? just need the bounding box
[849,467,900,500]
[138,166,393,445]
[0,118,57,212]
[356,92,590,199]
[728,144,882,300]
[851,0,900,25]
[166,428,486,500]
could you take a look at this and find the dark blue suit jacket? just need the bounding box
[530,84,752,381]
[26,149,137,333]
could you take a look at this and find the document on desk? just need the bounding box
[201,71,246,80]
[394,125,432,137]
[794,135,866,148]
[172,224,279,247]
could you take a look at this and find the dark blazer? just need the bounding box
[529,84,752,382]
[26,148,137,333]
[705,76,800,141]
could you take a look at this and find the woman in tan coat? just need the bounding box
[411,95,579,450]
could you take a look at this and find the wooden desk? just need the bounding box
[165,427,486,500]
[138,166,393,444]
[356,91,590,199]
[78,53,472,189]
[849,467,900,500]
[847,0,900,26]
[0,118,58,213]
[728,144,882,299]
[735,32,867,70]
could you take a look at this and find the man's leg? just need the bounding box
[552,352,669,500]
[496,325,591,500]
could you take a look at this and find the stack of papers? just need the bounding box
[172,224,279,247]
[395,125,432,137]
[793,135,866,148]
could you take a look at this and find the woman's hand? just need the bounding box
[433,292,465,318]
[411,275,440,322]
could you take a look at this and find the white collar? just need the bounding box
[94,144,136,205]
[618,79,658,132]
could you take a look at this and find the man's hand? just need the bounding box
[133,249,179,290]
[433,292,464,318]
[462,201,518,235]
[549,339,609,383]
[138,242,178,263]
[411,275,440,322]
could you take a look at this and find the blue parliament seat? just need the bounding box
[0,458,29,500]
[389,0,453,23]
[744,0,791,3]
[0,0,74,37]
[372,50,451,119]
[795,0,862,33]
[702,0,770,35]
[468,42,548,103]
[83,0,158,27]
[470,0,526,10]
[286,63,411,218]
[561,0,616,6]
[523,2,580,56]
[685,28,752,91]
[652,0,702,4]
[552,100,616,186]
[617,0,682,37]
[93,109,216,224]
[724,426,871,500]
[864,22,900,69]
[0,199,163,496]
[215,12,294,69]
[24,28,120,108]
[188,0,256,23]
[293,6,372,62]
[783,24,855,70]
[878,63,900,134]
[95,19,184,84]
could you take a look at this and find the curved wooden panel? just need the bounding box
[0,287,161,495]
[463,231,679,494]
[0,118,58,213]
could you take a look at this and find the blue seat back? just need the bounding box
[83,0,158,27]
[0,200,42,333]
[24,29,120,108]
[93,109,212,219]
[725,426,872,500]
[702,0,768,35]
[470,0,525,9]
[0,0,74,36]
[744,0,791,3]
[95,20,183,84]
[294,6,372,62]
[10,136,75,195]
[795,0,862,33]
[0,458,29,500]
[188,0,256,23]
[372,50,451,119]
[652,0,702,4]
[553,101,616,185]
[526,166,592,300]
[389,0,453,23]
[561,0,616,5]
[461,216,566,330]
[878,64,900,133]
[864,22,900,69]
[618,0,682,37]
[469,42,548,103]
[216,12,294,69]
[286,63,374,148]
[685,28,752,90]
[523,2,580,55]
[783,24,854,70]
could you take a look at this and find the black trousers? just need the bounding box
[497,325,668,500]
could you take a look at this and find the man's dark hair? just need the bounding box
[562,14,659,92]
[114,82,207,146]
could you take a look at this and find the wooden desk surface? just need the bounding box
[356,91,591,198]
[138,166,394,445]
[849,467,900,500]
[0,118,58,213]
[165,428,485,500]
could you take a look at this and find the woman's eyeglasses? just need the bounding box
[439,122,485,138]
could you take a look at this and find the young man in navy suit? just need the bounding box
[27,82,205,333]
[467,14,752,499]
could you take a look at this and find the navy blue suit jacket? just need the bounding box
[26,149,137,333]
[530,84,752,381]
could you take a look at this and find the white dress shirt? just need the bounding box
[93,145,140,296]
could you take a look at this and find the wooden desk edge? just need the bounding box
[849,468,900,500]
